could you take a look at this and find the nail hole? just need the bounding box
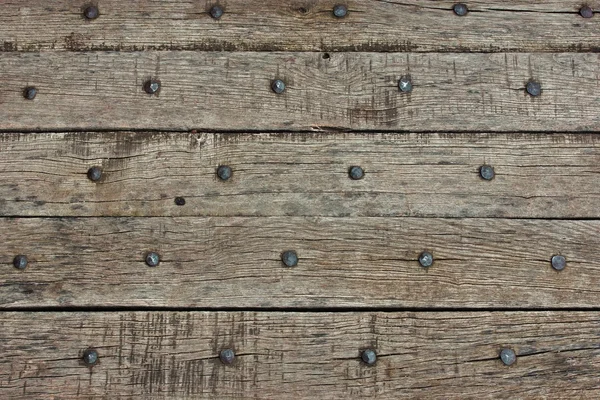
[322,53,330,59]
[298,7,308,14]
[174,197,186,206]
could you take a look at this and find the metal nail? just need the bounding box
[526,81,541,97]
[13,255,28,270]
[349,166,364,180]
[453,3,468,16]
[23,87,37,100]
[217,165,232,181]
[580,6,594,18]
[82,348,99,366]
[551,255,566,271]
[419,252,433,268]
[220,348,235,364]
[333,4,348,18]
[500,348,516,366]
[145,252,160,267]
[143,79,161,95]
[398,76,413,93]
[479,165,495,181]
[210,5,224,19]
[271,79,286,94]
[87,166,102,182]
[361,349,377,365]
[84,5,99,20]
[174,197,186,206]
[281,250,298,267]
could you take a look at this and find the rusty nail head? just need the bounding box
[217,165,232,181]
[453,3,468,16]
[398,76,413,93]
[271,79,286,94]
[84,5,99,20]
[145,252,160,267]
[479,165,495,181]
[220,348,235,364]
[349,166,364,180]
[143,79,160,95]
[551,255,566,271]
[281,250,298,267]
[526,81,541,97]
[580,6,594,18]
[500,348,516,366]
[333,5,348,18]
[174,197,186,206]
[419,252,433,268]
[23,87,37,100]
[82,348,98,366]
[87,166,102,182]
[361,349,377,365]
[13,255,28,270]
[210,5,224,19]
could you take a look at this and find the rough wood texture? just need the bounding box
[1,311,599,399]
[2,52,599,131]
[1,1,599,52]
[1,217,598,308]
[1,132,599,218]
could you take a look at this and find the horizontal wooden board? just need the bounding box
[1,1,599,52]
[2,52,600,131]
[1,311,599,399]
[0,132,600,218]
[1,132,599,218]
[1,217,598,308]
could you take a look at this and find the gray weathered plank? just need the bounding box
[1,1,599,52]
[1,311,599,399]
[1,52,599,131]
[1,217,598,308]
[0,132,598,218]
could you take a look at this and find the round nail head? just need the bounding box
[84,5,99,20]
[144,80,160,95]
[174,197,186,206]
[551,255,566,271]
[333,4,348,18]
[24,87,37,100]
[217,165,232,181]
[220,348,235,364]
[398,76,413,93]
[480,165,495,181]
[145,252,160,267]
[281,250,298,268]
[87,166,102,182]
[13,255,28,270]
[82,348,98,366]
[349,166,364,180]
[271,79,286,94]
[453,3,468,16]
[500,348,516,366]
[361,349,377,365]
[419,252,434,268]
[526,81,541,97]
[210,5,224,19]
[580,6,594,18]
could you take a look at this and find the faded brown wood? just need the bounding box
[2,52,599,131]
[1,132,599,218]
[1,217,598,308]
[1,311,599,399]
[1,1,599,52]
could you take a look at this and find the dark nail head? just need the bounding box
[500,348,516,366]
[551,255,566,271]
[361,349,377,365]
[580,6,594,18]
[145,252,160,267]
[210,5,224,19]
[174,197,186,206]
[453,3,468,16]
[271,79,286,94]
[419,252,433,268]
[349,166,364,180]
[143,80,160,95]
[87,166,102,182]
[479,165,495,181]
[333,4,348,18]
[13,255,28,270]
[217,165,232,181]
[526,81,541,97]
[84,5,99,20]
[281,250,298,267]
[23,87,37,100]
[82,348,98,366]
[398,76,413,93]
[220,348,235,364]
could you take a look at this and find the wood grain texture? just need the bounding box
[1,217,598,308]
[1,1,599,52]
[1,311,599,399]
[1,132,599,218]
[2,52,600,131]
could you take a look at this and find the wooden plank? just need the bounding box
[1,311,599,399]
[1,132,599,218]
[1,217,598,308]
[1,1,599,52]
[1,52,599,131]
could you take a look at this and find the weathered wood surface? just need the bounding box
[1,311,599,399]
[1,132,599,218]
[2,52,600,131]
[1,217,598,308]
[1,1,599,53]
